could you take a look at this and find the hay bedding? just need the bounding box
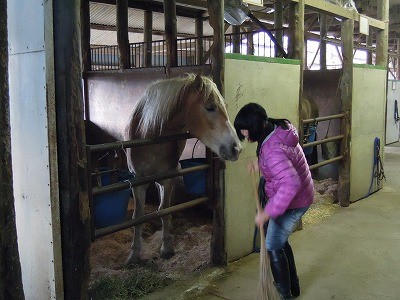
[89,178,338,297]
[302,178,339,226]
[90,203,213,284]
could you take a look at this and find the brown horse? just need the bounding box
[125,73,242,264]
[301,94,319,166]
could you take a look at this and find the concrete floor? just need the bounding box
[144,142,400,300]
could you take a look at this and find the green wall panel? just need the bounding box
[224,56,301,261]
[350,67,386,202]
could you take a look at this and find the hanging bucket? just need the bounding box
[93,168,134,229]
[303,125,317,155]
[179,140,207,197]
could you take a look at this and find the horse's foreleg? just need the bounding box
[126,184,147,265]
[157,180,175,259]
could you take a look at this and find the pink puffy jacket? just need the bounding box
[258,123,314,219]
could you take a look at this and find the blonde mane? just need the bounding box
[127,74,225,138]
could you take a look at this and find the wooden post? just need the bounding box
[207,0,225,266]
[232,25,241,53]
[53,0,91,298]
[246,22,254,55]
[397,36,400,80]
[288,0,305,231]
[164,0,178,74]
[376,0,389,67]
[195,16,204,65]
[319,14,327,70]
[116,0,130,69]
[366,31,373,65]
[288,0,305,127]
[144,10,153,68]
[0,0,25,298]
[81,0,91,123]
[81,0,91,72]
[338,18,354,207]
[274,0,283,58]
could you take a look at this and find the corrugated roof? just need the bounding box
[90,2,213,46]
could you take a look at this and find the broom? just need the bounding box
[250,169,280,300]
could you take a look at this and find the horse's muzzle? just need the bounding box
[219,142,242,161]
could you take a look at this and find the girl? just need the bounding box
[234,103,314,299]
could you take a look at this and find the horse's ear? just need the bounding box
[191,73,203,92]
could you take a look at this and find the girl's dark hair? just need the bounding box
[234,102,290,143]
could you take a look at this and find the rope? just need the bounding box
[365,137,386,197]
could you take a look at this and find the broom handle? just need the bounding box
[250,168,263,213]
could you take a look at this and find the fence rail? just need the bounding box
[301,113,345,170]
[86,132,212,240]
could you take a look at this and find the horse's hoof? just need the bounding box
[125,253,141,266]
[160,250,175,259]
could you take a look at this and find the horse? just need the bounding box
[300,94,319,167]
[124,73,242,264]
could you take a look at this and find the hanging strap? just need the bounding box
[395,100,399,124]
[365,137,386,197]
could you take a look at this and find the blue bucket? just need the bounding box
[179,158,207,197]
[94,169,134,229]
[303,126,317,155]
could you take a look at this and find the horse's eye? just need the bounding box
[205,104,216,112]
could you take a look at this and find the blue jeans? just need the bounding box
[266,206,310,251]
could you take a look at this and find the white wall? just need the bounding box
[8,0,62,299]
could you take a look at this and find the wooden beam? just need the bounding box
[195,16,204,65]
[274,0,284,57]
[53,0,91,298]
[207,0,225,266]
[376,0,389,67]
[144,10,153,67]
[320,13,327,70]
[117,0,130,69]
[81,0,91,72]
[291,0,385,30]
[338,18,353,207]
[164,0,178,71]
[232,26,240,53]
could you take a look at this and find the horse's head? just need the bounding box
[183,74,242,161]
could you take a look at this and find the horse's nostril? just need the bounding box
[232,143,242,155]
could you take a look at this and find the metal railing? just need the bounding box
[89,29,286,71]
[301,113,345,170]
[86,133,212,240]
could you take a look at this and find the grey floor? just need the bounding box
[144,142,400,300]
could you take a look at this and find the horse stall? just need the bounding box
[5,0,390,298]
[84,67,233,293]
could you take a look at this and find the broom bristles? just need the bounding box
[250,169,280,300]
[256,226,280,300]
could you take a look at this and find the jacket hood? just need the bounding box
[267,123,299,147]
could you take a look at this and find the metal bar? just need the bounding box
[248,13,288,58]
[92,164,209,196]
[302,135,344,148]
[88,132,191,153]
[94,197,209,239]
[309,155,343,170]
[303,113,345,124]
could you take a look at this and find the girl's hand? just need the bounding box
[247,159,259,174]
[255,210,270,227]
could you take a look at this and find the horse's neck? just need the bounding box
[160,112,187,136]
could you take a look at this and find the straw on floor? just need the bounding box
[251,171,280,300]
